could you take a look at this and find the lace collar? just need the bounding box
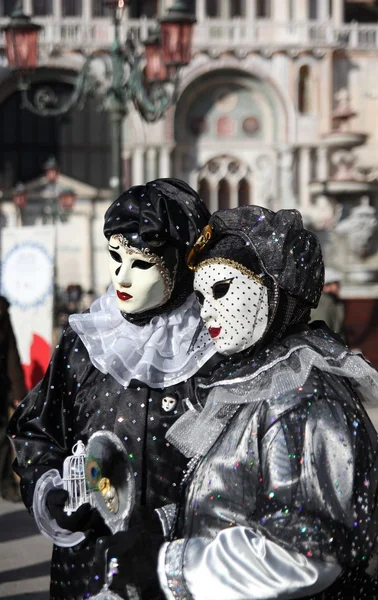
[69,286,216,389]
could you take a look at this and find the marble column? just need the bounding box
[132,148,144,186]
[299,146,311,209]
[272,0,289,21]
[245,0,256,20]
[332,0,344,26]
[196,0,206,20]
[219,0,229,19]
[318,0,330,21]
[279,147,297,209]
[209,181,218,213]
[146,147,157,182]
[317,146,328,181]
[294,0,308,20]
[53,0,62,19]
[188,170,198,192]
[159,147,171,178]
[83,0,91,21]
[23,0,32,14]
[229,182,239,209]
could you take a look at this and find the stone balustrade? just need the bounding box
[0,18,378,55]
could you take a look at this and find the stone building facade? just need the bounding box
[1,0,378,360]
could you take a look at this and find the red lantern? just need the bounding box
[2,9,42,70]
[13,184,27,208]
[144,31,168,83]
[59,189,77,211]
[159,2,196,67]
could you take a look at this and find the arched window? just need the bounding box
[231,0,244,18]
[198,178,210,209]
[298,65,311,114]
[128,0,158,18]
[62,0,82,16]
[206,0,218,18]
[0,84,112,189]
[256,0,271,18]
[32,0,53,15]
[218,179,230,210]
[0,0,14,16]
[309,0,317,19]
[238,178,250,206]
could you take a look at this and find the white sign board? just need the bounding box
[1,226,55,389]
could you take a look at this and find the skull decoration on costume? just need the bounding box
[189,206,324,354]
[104,178,211,323]
[194,260,269,355]
[161,396,177,412]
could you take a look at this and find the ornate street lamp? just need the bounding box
[2,6,42,70]
[2,0,196,200]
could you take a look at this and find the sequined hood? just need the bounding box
[189,205,324,309]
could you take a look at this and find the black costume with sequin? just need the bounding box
[8,179,216,600]
[159,207,378,599]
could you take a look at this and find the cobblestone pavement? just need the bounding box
[0,496,51,599]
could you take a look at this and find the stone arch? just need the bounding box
[177,55,296,144]
[0,65,112,188]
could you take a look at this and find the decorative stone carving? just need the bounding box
[331,149,357,180]
[302,195,342,231]
[334,199,378,259]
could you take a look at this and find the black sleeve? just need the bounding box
[7,325,91,510]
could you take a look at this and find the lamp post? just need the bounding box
[2,0,196,200]
[12,157,77,225]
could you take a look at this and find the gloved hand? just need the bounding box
[89,507,164,599]
[46,489,109,535]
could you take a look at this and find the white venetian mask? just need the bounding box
[194,259,269,356]
[108,234,171,314]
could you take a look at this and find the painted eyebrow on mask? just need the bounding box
[109,243,120,250]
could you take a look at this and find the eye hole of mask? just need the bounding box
[195,290,205,306]
[109,250,122,263]
[131,259,154,270]
[212,279,233,300]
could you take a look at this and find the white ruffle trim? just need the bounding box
[69,286,216,389]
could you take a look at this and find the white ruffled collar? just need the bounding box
[69,286,216,389]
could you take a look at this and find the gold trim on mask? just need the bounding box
[195,257,264,285]
[111,234,174,303]
[188,225,213,271]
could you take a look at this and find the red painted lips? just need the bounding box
[209,326,221,339]
[117,290,133,301]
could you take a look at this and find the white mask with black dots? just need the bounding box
[194,261,269,356]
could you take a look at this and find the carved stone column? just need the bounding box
[299,147,311,209]
[146,147,157,182]
[159,147,171,178]
[245,0,257,20]
[196,0,206,21]
[332,0,344,26]
[278,147,296,209]
[209,181,218,214]
[132,148,144,186]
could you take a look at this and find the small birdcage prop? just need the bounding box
[62,440,92,514]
